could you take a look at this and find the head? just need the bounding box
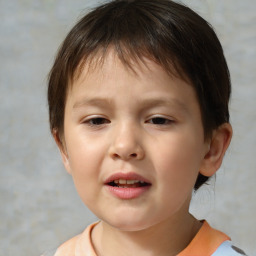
[48,0,231,190]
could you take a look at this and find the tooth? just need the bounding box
[127,180,135,184]
[119,179,126,184]
[140,181,145,184]
[127,180,140,184]
[114,180,119,184]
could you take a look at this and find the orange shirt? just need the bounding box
[177,221,230,256]
[54,221,231,256]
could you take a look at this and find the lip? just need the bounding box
[104,172,151,200]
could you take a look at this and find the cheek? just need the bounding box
[64,135,104,193]
[154,134,204,188]
[66,132,103,169]
[67,140,103,206]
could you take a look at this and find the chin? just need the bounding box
[102,214,159,232]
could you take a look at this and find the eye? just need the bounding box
[84,117,110,126]
[147,117,173,125]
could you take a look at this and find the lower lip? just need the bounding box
[105,185,151,199]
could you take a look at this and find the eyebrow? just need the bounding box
[138,98,188,112]
[73,98,114,109]
[72,97,189,113]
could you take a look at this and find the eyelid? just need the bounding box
[146,114,175,121]
[81,115,110,125]
[146,115,176,125]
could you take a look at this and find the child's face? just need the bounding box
[59,51,210,231]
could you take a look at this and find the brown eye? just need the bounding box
[87,118,110,126]
[149,117,171,125]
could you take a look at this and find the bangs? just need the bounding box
[63,0,185,83]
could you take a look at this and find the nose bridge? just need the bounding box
[110,119,144,160]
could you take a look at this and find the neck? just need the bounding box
[92,214,202,256]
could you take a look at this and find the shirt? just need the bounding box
[42,221,247,256]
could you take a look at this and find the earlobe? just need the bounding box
[52,129,72,174]
[200,123,232,177]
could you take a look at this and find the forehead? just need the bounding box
[66,50,199,114]
[71,48,189,90]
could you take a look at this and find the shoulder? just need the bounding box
[212,240,248,256]
[53,234,80,256]
[40,235,80,256]
[46,221,99,256]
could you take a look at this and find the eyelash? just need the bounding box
[83,116,174,127]
[146,117,174,126]
[83,117,110,126]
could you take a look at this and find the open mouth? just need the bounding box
[105,174,151,199]
[108,179,150,188]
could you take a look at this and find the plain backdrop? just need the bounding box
[0,0,255,255]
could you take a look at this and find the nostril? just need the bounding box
[113,153,120,159]
[109,145,144,160]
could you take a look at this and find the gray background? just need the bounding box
[0,0,255,255]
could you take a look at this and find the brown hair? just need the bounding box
[48,0,231,189]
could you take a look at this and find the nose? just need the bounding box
[108,123,145,161]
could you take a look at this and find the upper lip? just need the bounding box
[104,172,151,185]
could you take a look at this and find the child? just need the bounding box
[45,0,247,255]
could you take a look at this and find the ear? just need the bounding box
[52,129,72,175]
[200,123,232,177]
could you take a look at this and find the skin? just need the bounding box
[55,51,232,256]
